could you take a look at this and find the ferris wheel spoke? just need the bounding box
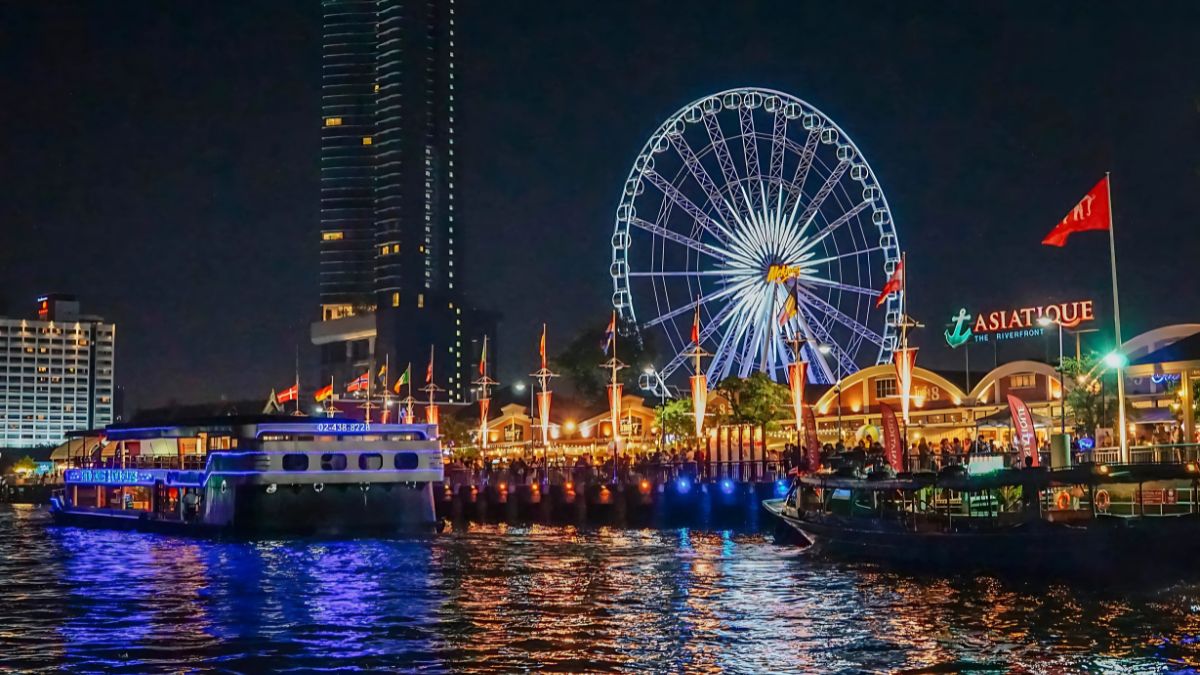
[738,106,762,209]
[788,307,834,383]
[805,245,884,267]
[629,217,732,261]
[794,160,851,239]
[797,199,873,256]
[642,277,755,328]
[668,134,741,231]
[703,114,746,216]
[657,299,738,381]
[794,285,885,347]
[800,275,878,297]
[796,304,854,382]
[767,109,787,206]
[627,269,744,278]
[642,169,734,245]
[782,128,821,216]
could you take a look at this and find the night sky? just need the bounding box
[1,1,1197,412]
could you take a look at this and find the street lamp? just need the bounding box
[817,344,842,440]
[1037,316,1067,435]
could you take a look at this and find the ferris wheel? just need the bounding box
[610,87,902,392]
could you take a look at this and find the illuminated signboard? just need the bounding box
[65,469,157,486]
[765,264,804,283]
[944,300,1095,348]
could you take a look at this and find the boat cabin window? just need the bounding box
[359,453,383,470]
[394,452,419,470]
[282,454,310,471]
[321,453,348,471]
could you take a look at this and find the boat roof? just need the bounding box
[103,415,437,440]
[800,464,1200,491]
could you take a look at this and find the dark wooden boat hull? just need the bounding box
[767,502,1200,576]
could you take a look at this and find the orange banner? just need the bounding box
[690,374,707,438]
[893,347,918,425]
[608,383,623,444]
[537,390,552,446]
[479,398,490,449]
[787,361,806,441]
[880,403,902,470]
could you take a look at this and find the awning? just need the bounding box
[973,408,1055,429]
[1132,407,1178,424]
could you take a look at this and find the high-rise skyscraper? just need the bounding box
[315,0,492,404]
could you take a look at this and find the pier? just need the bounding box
[433,463,789,528]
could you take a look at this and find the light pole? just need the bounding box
[818,344,841,440]
[1037,317,1067,435]
[645,366,666,451]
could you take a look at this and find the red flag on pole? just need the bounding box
[874,260,904,308]
[691,304,701,344]
[277,384,298,403]
[880,403,903,470]
[539,324,548,370]
[1007,394,1039,467]
[1042,177,1111,247]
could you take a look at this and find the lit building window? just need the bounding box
[418,294,425,309]
[322,231,344,241]
[325,117,343,127]
[362,136,373,145]
[392,292,400,308]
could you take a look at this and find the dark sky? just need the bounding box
[1,1,1197,411]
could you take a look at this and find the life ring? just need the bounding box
[1094,489,1110,511]
[1055,490,1071,510]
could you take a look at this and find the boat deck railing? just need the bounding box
[442,460,789,489]
[1090,443,1200,466]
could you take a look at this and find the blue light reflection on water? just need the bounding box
[3,504,1200,672]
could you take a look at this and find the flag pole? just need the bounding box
[1106,172,1129,461]
[294,344,301,415]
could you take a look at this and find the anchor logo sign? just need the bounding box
[944,308,973,349]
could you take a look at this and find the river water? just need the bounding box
[2,505,1199,673]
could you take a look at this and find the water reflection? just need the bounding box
[0,505,1198,672]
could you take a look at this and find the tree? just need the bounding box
[438,414,476,455]
[1061,352,1137,436]
[655,397,695,440]
[553,318,658,406]
[715,372,791,445]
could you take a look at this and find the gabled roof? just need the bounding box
[1130,331,1200,366]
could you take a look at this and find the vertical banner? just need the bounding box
[608,383,623,445]
[479,398,490,450]
[1006,394,1039,467]
[787,361,807,441]
[880,403,903,470]
[426,404,439,426]
[690,374,707,439]
[537,390,552,446]
[894,347,918,425]
[802,405,821,471]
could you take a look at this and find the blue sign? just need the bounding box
[1078,437,1095,451]
[65,468,158,486]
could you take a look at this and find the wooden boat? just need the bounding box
[764,462,1200,576]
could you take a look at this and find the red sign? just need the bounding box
[1006,394,1038,467]
[802,404,821,471]
[880,403,903,470]
[1042,177,1111,247]
[973,300,1095,332]
[1141,488,1177,506]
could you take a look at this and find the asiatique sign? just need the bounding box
[944,299,1095,348]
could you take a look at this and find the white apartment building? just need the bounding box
[0,295,115,448]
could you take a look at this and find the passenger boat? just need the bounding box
[764,461,1200,575]
[50,415,443,535]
